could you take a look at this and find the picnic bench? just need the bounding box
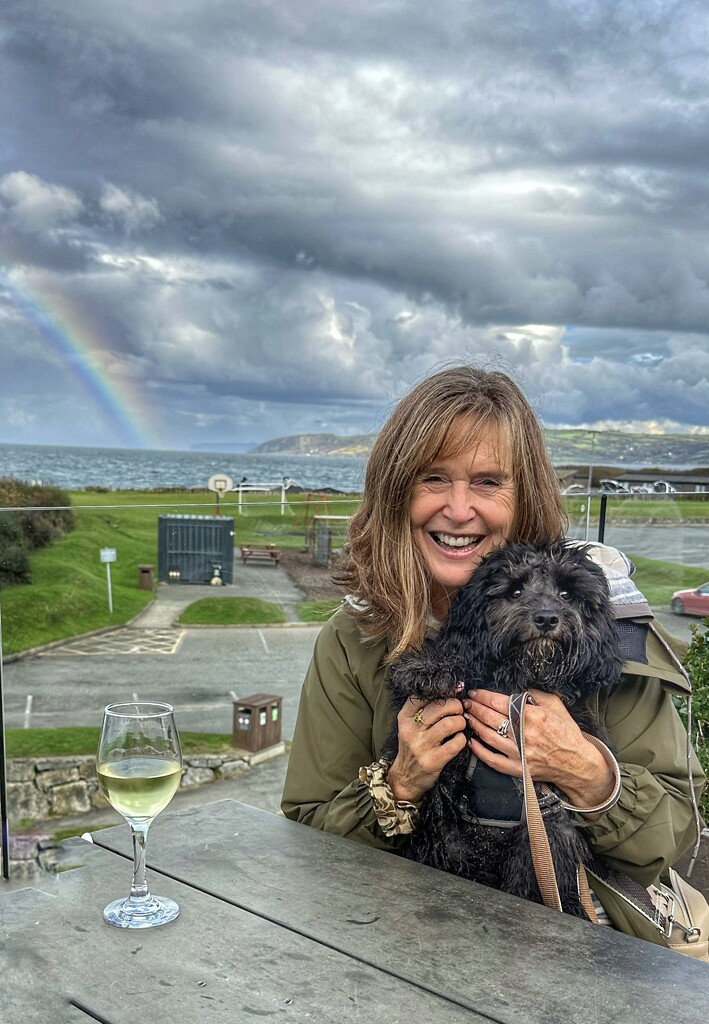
[239,543,281,566]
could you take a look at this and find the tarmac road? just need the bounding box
[3,625,321,736]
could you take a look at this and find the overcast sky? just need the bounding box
[2,0,709,451]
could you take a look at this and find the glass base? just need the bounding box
[103,893,180,929]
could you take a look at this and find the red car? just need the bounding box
[670,584,709,617]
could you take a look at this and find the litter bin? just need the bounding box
[138,564,154,590]
[232,693,283,752]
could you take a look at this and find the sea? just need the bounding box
[0,444,368,493]
[1,430,709,493]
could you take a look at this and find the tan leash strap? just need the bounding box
[577,864,600,923]
[510,692,562,912]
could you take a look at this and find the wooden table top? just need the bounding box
[2,798,707,1023]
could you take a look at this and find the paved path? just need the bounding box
[133,553,306,627]
[4,555,321,733]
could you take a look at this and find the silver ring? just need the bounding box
[497,717,510,738]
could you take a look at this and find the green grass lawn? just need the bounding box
[179,597,286,625]
[297,599,342,621]
[0,489,358,653]
[563,495,709,520]
[626,555,709,607]
[0,485,707,654]
[6,726,237,758]
[0,505,156,654]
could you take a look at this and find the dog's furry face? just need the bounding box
[440,540,623,701]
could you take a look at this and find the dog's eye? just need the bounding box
[559,590,570,599]
[511,588,523,599]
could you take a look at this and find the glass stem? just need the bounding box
[129,822,151,900]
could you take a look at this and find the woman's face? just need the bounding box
[409,419,516,616]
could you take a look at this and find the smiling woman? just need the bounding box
[282,363,705,942]
[331,364,566,656]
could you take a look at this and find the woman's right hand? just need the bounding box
[386,697,468,805]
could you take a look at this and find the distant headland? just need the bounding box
[244,429,709,472]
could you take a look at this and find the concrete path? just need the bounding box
[133,554,307,627]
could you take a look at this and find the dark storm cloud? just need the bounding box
[1,0,709,447]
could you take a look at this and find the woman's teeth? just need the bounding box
[432,533,481,549]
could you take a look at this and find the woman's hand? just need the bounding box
[387,696,468,805]
[467,688,615,816]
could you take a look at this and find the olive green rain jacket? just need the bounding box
[282,607,705,942]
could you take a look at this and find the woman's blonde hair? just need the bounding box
[333,365,567,658]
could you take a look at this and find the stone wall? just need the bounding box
[6,749,265,879]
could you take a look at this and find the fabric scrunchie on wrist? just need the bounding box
[358,758,420,837]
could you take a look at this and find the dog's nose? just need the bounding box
[533,611,559,632]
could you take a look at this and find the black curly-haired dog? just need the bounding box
[382,540,624,919]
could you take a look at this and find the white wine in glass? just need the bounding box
[97,701,182,928]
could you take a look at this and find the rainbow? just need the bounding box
[2,269,158,448]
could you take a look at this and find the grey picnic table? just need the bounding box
[2,799,707,1023]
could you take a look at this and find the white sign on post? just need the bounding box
[100,548,117,612]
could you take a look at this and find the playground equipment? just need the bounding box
[293,492,331,532]
[236,477,293,516]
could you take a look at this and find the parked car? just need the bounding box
[561,483,587,495]
[670,583,709,617]
[650,480,677,494]
[599,479,631,494]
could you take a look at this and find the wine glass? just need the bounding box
[97,701,183,929]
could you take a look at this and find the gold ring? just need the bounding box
[413,711,425,726]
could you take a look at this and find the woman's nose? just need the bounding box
[443,483,476,522]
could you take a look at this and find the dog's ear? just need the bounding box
[439,563,497,682]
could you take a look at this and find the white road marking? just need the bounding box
[258,629,269,653]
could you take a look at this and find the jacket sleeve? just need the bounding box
[281,613,399,851]
[582,670,705,886]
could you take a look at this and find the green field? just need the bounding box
[626,555,709,606]
[0,489,358,654]
[564,494,709,521]
[0,487,707,655]
[6,726,237,758]
[179,596,286,625]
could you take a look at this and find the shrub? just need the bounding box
[0,514,31,587]
[0,478,76,587]
[0,540,31,587]
[684,620,709,821]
